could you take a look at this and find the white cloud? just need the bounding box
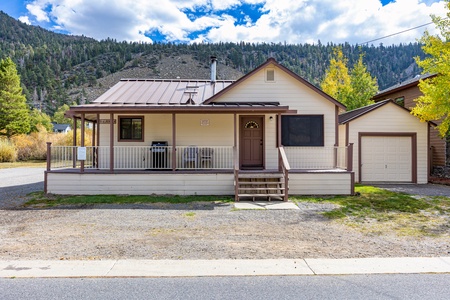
[26,3,50,22]
[18,16,31,25]
[22,0,448,45]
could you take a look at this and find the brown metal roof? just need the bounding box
[93,79,234,105]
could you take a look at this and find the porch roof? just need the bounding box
[66,102,292,121]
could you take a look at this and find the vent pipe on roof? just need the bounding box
[210,56,217,83]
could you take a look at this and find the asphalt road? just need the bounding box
[0,168,45,209]
[0,274,449,300]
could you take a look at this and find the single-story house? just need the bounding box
[45,58,355,199]
[372,74,446,169]
[52,123,72,134]
[339,100,430,183]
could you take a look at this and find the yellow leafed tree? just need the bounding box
[411,0,450,137]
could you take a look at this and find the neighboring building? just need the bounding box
[372,74,446,169]
[339,100,430,184]
[52,123,71,134]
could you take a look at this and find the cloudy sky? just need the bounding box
[0,0,447,45]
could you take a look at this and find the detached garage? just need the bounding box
[339,100,429,184]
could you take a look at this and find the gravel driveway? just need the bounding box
[0,172,449,260]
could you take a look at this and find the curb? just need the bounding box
[1,257,449,278]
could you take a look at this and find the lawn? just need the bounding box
[25,192,233,207]
[292,185,450,237]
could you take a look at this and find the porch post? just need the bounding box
[80,113,85,173]
[172,113,176,171]
[110,113,114,173]
[46,142,52,172]
[96,114,100,169]
[72,116,77,168]
[277,113,282,172]
[92,119,96,168]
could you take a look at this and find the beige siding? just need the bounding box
[216,62,338,169]
[346,103,428,183]
[176,114,234,146]
[374,86,446,166]
[338,124,346,147]
[289,172,352,195]
[47,173,234,195]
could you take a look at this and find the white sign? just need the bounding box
[77,147,87,161]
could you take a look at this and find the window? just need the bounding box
[395,97,405,107]
[118,116,143,141]
[281,115,324,146]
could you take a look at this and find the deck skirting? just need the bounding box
[46,170,354,196]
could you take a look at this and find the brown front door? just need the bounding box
[240,116,264,169]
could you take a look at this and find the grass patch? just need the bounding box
[0,160,47,169]
[183,212,196,218]
[292,185,450,237]
[24,192,233,208]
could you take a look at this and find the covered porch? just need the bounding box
[45,109,354,200]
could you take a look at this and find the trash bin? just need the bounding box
[151,141,168,169]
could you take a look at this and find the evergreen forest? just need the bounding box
[0,11,427,116]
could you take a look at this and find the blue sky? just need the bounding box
[0,0,446,45]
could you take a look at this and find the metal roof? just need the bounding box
[92,79,234,106]
[373,73,436,100]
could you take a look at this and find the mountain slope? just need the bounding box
[0,11,426,115]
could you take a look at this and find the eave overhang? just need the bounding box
[65,104,294,121]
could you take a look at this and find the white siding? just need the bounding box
[47,173,234,195]
[345,103,428,184]
[289,172,352,195]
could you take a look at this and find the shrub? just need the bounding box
[0,138,17,162]
[12,125,50,160]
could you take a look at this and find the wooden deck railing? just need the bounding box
[278,146,291,201]
[46,144,235,171]
[284,146,350,170]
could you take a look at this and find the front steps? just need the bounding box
[235,172,287,201]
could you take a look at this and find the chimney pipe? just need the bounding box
[210,56,217,83]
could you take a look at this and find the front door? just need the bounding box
[240,116,264,169]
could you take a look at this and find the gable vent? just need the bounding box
[266,69,275,82]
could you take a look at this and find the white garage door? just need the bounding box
[361,136,412,182]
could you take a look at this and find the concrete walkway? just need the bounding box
[234,201,299,210]
[1,257,449,278]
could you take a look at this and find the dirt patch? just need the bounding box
[0,201,448,260]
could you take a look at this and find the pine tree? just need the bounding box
[411,0,450,137]
[0,57,31,137]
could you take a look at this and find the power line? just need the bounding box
[358,21,435,45]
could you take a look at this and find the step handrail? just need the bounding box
[278,146,290,201]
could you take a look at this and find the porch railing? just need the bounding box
[47,144,353,172]
[284,146,349,170]
[47,144,234,171]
